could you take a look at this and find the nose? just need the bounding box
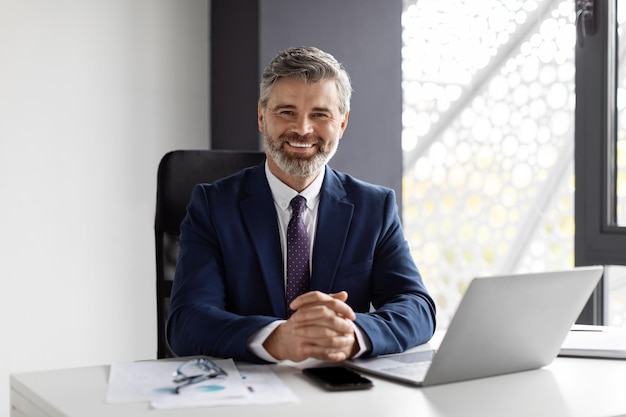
[291,115,314,136]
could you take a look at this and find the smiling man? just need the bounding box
[167,46,436,364]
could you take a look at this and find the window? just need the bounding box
[401,0,578,326]
[575,0,626,325]
[401,0,626,327]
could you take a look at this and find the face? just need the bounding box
[258,77,349,183]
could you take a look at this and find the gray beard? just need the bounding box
[263,132,338,178]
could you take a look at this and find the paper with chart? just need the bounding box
[105,358,298,409]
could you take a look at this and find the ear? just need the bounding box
[257,104,265,132]
[338,111,349,139]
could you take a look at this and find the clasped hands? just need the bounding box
[263,291,359,362]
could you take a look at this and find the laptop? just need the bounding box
[346,266,604,386]
[560,324,626,359]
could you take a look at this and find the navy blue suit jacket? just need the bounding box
[167,162,436,363]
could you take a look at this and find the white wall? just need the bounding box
[0,0,209,413]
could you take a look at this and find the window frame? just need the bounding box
[575,0,626,324]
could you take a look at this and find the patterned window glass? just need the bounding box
[401,0,576,326]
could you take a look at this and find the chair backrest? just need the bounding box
[154,149,266,358]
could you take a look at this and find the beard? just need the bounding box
[263,130,338,178]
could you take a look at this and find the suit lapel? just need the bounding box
[239,165,354,316]
[239,164,287,317]
[311,167,354,292]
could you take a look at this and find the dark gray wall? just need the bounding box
[210,0,403,203]
[210,1,259,150]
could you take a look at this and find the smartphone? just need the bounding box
[302,366,373,391]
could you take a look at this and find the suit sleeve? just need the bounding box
[353,190,437,356]
[166,185,277,363]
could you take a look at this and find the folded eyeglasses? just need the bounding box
[172,358,228,394]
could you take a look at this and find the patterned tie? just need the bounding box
[286,195,310,316]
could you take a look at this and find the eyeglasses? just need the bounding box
[172,358,228,394]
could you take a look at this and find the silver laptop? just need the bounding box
[347,266,604,386]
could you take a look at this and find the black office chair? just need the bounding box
[154,149,266,358]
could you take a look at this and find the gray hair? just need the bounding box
[259,46,352,114]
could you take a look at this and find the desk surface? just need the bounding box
[10,355,626,417]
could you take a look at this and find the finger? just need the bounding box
[292,301,356,323]
[290,291,356,320]
[289,290,332,308]
[292,315,355,336]
[296,338,356,362]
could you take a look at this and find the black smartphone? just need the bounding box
[302,366,373,391]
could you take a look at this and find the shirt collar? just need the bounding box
[265,161,324,211]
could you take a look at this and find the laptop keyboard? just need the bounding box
[375,350,436,378]
[386,351,434,364]
[381,361,431,377]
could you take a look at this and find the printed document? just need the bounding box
[106,358,298,409]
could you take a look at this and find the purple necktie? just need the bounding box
[286,195,310,316]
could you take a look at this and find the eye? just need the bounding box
[273,109,296,118]
[312,112,329,118]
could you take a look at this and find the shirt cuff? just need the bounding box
[247,320,285,363]
[351,321,371,358]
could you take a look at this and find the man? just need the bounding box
[167,46,436,364]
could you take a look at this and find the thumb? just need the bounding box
[330,291,348,302]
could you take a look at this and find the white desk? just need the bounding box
[10,356,626,417]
